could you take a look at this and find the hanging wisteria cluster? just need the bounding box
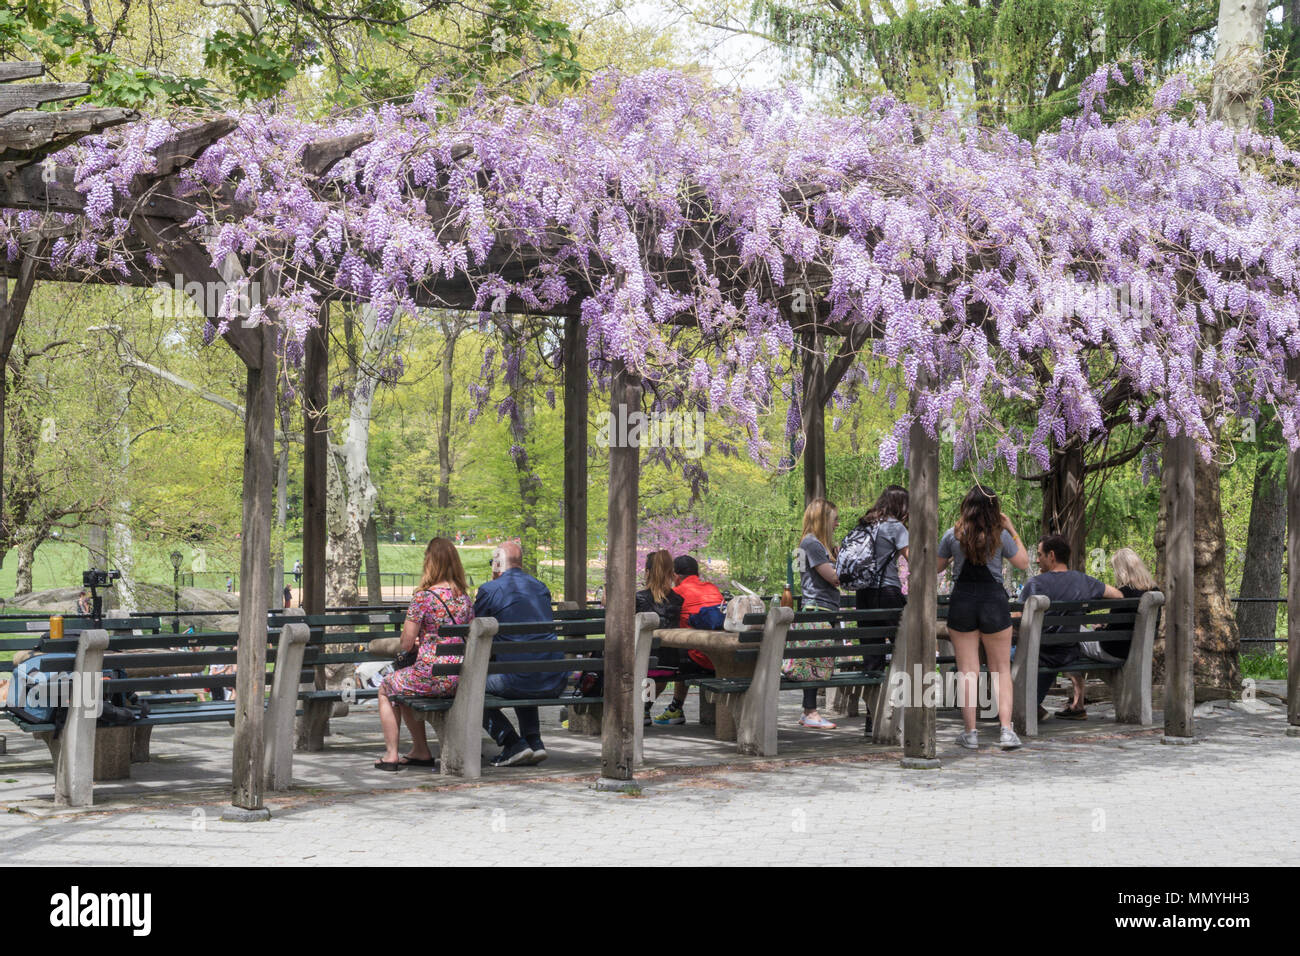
[10,64,1300,471]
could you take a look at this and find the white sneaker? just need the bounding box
[999,727,1022,750]
[799,713,837,729]
[956,730,979,750]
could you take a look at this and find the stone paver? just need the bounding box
[2,688,1296,865]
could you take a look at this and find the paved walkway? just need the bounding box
[2,687,1296,865]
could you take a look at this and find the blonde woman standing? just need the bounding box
[789,497,842,729]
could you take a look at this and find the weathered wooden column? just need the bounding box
[1288,358,1300,736]
[800,330,827,505]
[599,359,640,788]
[563,317,588,606]
[1162,431,1196,744]
[0,247,39,556]
[228,317,279,814]
[302,308,329,616]
[900,377,939,768]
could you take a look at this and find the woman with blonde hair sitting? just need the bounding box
[789,497,843,729]
[1063,548,1158,718]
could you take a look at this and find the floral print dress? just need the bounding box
[380,586,474,698]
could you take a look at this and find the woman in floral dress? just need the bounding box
[376,537,474,770]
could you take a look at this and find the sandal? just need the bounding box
[374,760,403,771]
[399,756,437,767]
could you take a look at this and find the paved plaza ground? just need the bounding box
[2,683,1296,866]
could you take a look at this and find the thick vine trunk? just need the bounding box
[1041,439,1086,569]
[1236,445,1285,655]
[1154,438,1242,693]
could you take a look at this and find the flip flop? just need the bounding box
[399,756,437,767]
[374,760,403,771]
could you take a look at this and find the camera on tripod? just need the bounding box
[83,568,121,589]
[82,567,121,627]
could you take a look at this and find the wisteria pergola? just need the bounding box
[3,64,1300,810]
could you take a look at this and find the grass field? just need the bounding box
[0,538,534,601]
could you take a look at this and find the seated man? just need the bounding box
[474,541,565,767]
[651,555,723,727]
[1019,534,1123,721]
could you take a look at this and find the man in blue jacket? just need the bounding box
[474,541,565,767]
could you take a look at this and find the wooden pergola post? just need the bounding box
[1288,358,1300,737]
[302,309,329,616]
[1162,432,1197,744]
[900,378,940,768]
[563,317,588,606]
[228,317,278,814]
[598,359,640,787]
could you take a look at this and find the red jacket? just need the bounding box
[673,575,724,628]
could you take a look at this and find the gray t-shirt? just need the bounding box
[863,518,909,591]
[798,534,841,610]
[938,527,1019,586]
[1020,571,1106,633]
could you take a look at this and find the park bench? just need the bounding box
[1012,592,1165,736]
[635,601,906,758]
[390,615,628,776]
[288,606,611,750]
[3,611,312,807]
[277,608,408,750]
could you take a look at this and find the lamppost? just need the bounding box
[170,550,183,634]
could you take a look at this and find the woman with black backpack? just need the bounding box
[835,486,909,725]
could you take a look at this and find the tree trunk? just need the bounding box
[505,323,540,576]
[325,304,388,607]
[1236,441,1285,655]
[110,381,137,613]
[437,320,459,536]
[14,536,34,595]
[364,514,382,606]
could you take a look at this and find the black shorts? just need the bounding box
[947,583,1012,634]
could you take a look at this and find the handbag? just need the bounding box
[393,589,458,670]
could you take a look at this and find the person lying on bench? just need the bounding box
[1019,535,1123,722]
[475,541,564,767]
[651,554,722,727]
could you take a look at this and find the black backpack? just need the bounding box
[836,522,897,591]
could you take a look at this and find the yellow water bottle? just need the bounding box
[49,614,63,641]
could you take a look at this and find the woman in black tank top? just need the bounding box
[937,487,1029,752]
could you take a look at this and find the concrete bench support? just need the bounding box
[436,616,498,779]
[1011,595,1051,737]
[264,611,310,790]
[55,627,110,808]
[1110,590,1163,726]
[631,611,662,768]
[734,602,794,757]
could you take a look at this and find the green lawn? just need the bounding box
[0,538,553,601]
